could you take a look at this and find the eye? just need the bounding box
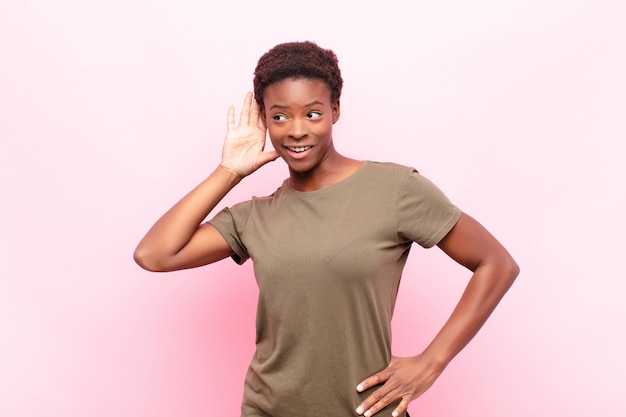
[272,113,287,121]
[307,111,322,119]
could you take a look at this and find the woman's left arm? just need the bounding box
[356,212,519,417]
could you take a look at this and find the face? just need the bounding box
[262,78,340,174]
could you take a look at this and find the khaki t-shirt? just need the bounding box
[209,161,461,417]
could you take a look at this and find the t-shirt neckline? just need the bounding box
[284,161,370,197]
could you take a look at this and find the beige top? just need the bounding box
[210,161,461,417]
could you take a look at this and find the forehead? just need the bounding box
[263,78,332,108]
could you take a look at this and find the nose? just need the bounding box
[288,118,308,140]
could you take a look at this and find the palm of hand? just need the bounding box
[220,93,279,177]
[222,123,268,176]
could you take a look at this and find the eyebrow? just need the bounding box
[269,101,325,110]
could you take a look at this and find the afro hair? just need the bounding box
[253,41,343,109]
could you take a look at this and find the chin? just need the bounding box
[286,160,318,174]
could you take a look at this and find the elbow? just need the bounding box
[133,245,169,272]
[511,259,520,279]
[480,256,519,300]
[502,255,520,287]
[481,252,519,290]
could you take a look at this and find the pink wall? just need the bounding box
[1,1,624,416]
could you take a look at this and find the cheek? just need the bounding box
[313,123,332,138]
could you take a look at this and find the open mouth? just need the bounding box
[285,146,313,153]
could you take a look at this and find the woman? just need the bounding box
[134,41,519,417]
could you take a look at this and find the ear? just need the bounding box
[332,100,341,124]
[260,108,267,129]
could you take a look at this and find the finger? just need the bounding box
[391,396,411,417]
[227,106,235,130]
[358,387,399,417]
[257,150,280,166]
[249,95,260,126]
[238,92,253,126]
[257,110,267,129]
[356,381,395,415]
[357,369,390,392]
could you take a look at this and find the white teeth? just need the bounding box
[287,146,312,153]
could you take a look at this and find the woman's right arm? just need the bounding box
[133,93,279,272]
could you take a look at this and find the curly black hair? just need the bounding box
[253,41,343,109]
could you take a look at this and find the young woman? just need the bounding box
[134,41,519,417]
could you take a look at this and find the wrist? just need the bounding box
[216,163,244,184]
[419,349,451,373]
[218,163,243,178]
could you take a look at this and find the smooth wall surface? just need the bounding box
[1,1,624,416]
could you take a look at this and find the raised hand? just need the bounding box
[220,92,279,177]
[355,355,444,417]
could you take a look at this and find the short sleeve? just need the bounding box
[208,202,252,265]
[396,169,462,248]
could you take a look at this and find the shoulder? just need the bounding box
[361,161,426,194]
[364,160,416,173]
[362,161,417,183]
[226,179,290,214]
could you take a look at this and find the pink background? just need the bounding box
[1,1,624,416]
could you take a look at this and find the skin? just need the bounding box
[134,78,519,416]
[355,213,518,416]
[262,77,362,191]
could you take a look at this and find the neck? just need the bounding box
[288,152,362,192]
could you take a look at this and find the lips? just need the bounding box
[285,145,313,153]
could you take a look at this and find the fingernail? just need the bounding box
[364,410,372,417]
[356,384,364,391]
[356,406,363,414]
